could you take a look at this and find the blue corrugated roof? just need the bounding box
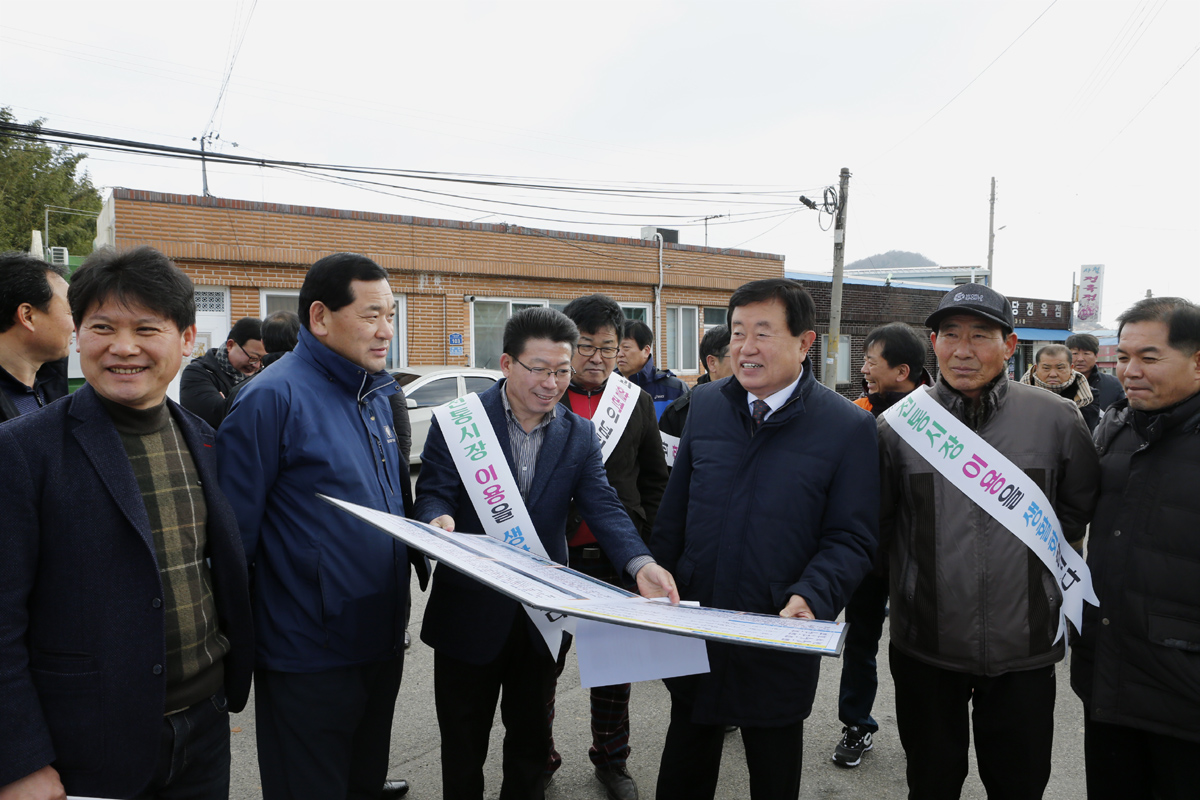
[1015,327,1071,341]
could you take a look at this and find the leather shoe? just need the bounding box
[380,779,409,798]
[594,764,638,800]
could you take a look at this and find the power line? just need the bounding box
[870,0,1059,164]
[1100,43,1200,152]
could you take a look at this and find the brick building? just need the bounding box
[86,189,1075,399]
[92,189,783,378]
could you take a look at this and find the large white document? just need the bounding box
[322,495,848,665]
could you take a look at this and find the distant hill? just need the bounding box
[845,251,937,272]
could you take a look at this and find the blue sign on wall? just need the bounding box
[449,333,464,345]
[449,346,464,356]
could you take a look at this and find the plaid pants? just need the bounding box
[546,677,632,774]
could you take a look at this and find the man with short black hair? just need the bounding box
[181,316,265,428]
[880,284,1099,799]
[543,295,669,800]
[618,319,688,419]
[416,306,677,800]
[0,246,253,799]
[653,278,879,800]
[1067,332,1125,411]
[1072,296,1200,798]
[220,310,301,419]
[218,253,425,800]
[659,325,731,439]
[1019,343,1100,431]
[831,322,932,769]
[0,251,74,423]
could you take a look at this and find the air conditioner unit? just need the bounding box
[49,247,69,266]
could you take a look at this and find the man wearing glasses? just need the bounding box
[416,306,677,800]
[542,294,669,800]
[180,316,265,428]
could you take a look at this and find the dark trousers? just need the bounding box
[656,695,804,800]
[890,645,1055,800]
[133,691,231,800]
[546,546,633,773]
[435,617,556,800]
[254,658,403,800]
[836,571,888,731]
[1083,708,1200,800]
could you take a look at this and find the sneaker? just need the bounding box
[832,725,873,767]
[594,764,639,800]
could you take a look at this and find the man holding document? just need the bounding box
[878,284,1099,799]
[651,278,879,800]
[416,306,678,800]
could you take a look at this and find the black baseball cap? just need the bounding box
[925,284,1014,333]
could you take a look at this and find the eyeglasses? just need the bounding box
[237,342,264,366]
[575,343,619,359]
[514,357,574,381]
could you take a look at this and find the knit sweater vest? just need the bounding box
[100,396,229,713]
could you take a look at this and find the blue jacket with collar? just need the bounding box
[651,363,879,726]
[628,355,689,420]
[416,379,651,665]
[217,327,424,672]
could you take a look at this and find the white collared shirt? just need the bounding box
[746,366,803,423]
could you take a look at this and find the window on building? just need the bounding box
[261,289,407,369]
[703,307,728,328]
[621,305,650,324]
[471,299,547,369]
[665,306,699,373]
[819,334,852,384]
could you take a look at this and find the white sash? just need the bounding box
[881,386,1098,643]
[592,373,639,463]
[432,392,566,655]
[660,431,680,468]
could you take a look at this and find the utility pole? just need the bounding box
[824,167,850,390]
[986,176,996,286]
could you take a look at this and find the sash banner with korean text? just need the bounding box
[881,386,1098,643]
[594,373,638,463]
[432,392,566,655]
[659,431,680,468]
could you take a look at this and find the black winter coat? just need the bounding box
[1071,390,1200,744]
[651,366,879,726]
[179,349,237,429]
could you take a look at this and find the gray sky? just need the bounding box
[3,0,1197,326]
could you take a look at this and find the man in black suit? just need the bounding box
[0,246,253,800]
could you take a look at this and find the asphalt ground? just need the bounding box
[228,469,1088,798]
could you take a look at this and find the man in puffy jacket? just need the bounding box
[1071,296,1200,799]
[652,278,878,800]
[218,254,426,800]
[879,284,1099,799]
[180,316,264,428]
[1067,332,1125,412]
[831,322,932,769]
[618,319,688,419]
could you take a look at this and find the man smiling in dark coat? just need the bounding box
[651,278,879,800]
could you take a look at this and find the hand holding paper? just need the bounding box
[429,515,455,532]
[635,563,680,605]
[780,594,815,620]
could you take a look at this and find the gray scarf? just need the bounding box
[1019,365,1093,409]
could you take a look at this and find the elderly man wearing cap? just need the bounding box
[877,285,1099,799]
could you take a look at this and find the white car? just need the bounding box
[391,366,504,464]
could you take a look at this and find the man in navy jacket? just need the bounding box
[417,307,678,800]
[651,279,878,800]
[218,253,426,800]
[0,246,253,799]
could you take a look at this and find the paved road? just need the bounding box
[229,574,1089,799]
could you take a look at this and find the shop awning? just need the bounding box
[1015,327,1071,342]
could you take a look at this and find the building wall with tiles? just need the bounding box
[106,189,782,380]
